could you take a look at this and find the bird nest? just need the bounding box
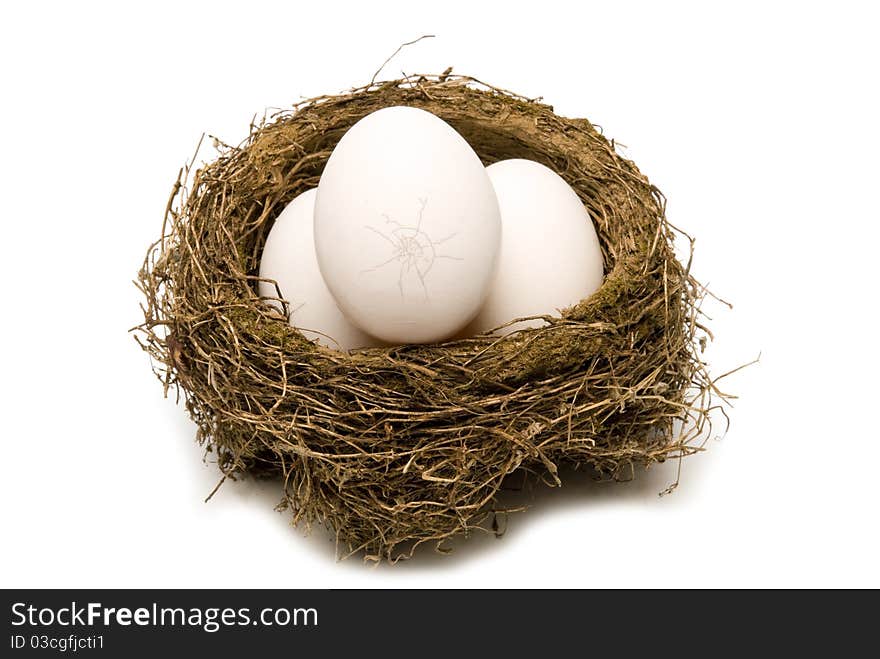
[135,73,718,561]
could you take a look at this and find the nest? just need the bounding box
[135,74,717,561]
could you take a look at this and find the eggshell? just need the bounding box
[466,158,604,335]
[258,189,378,351]
[313,106,501,344]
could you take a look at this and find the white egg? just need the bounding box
[314,106,501,344]
[258,189,378,351]
[466,159,605,335]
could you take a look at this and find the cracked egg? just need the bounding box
[313,106,501,344]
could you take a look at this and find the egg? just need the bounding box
[258,189,378,351]
[314,106,501,344]
[465,159,605,335]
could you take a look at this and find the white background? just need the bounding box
[1,1,877,588]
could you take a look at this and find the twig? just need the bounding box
[371,35,435,86]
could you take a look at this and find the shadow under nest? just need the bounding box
[135,74,717,562]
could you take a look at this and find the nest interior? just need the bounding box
[135,74,714,561]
